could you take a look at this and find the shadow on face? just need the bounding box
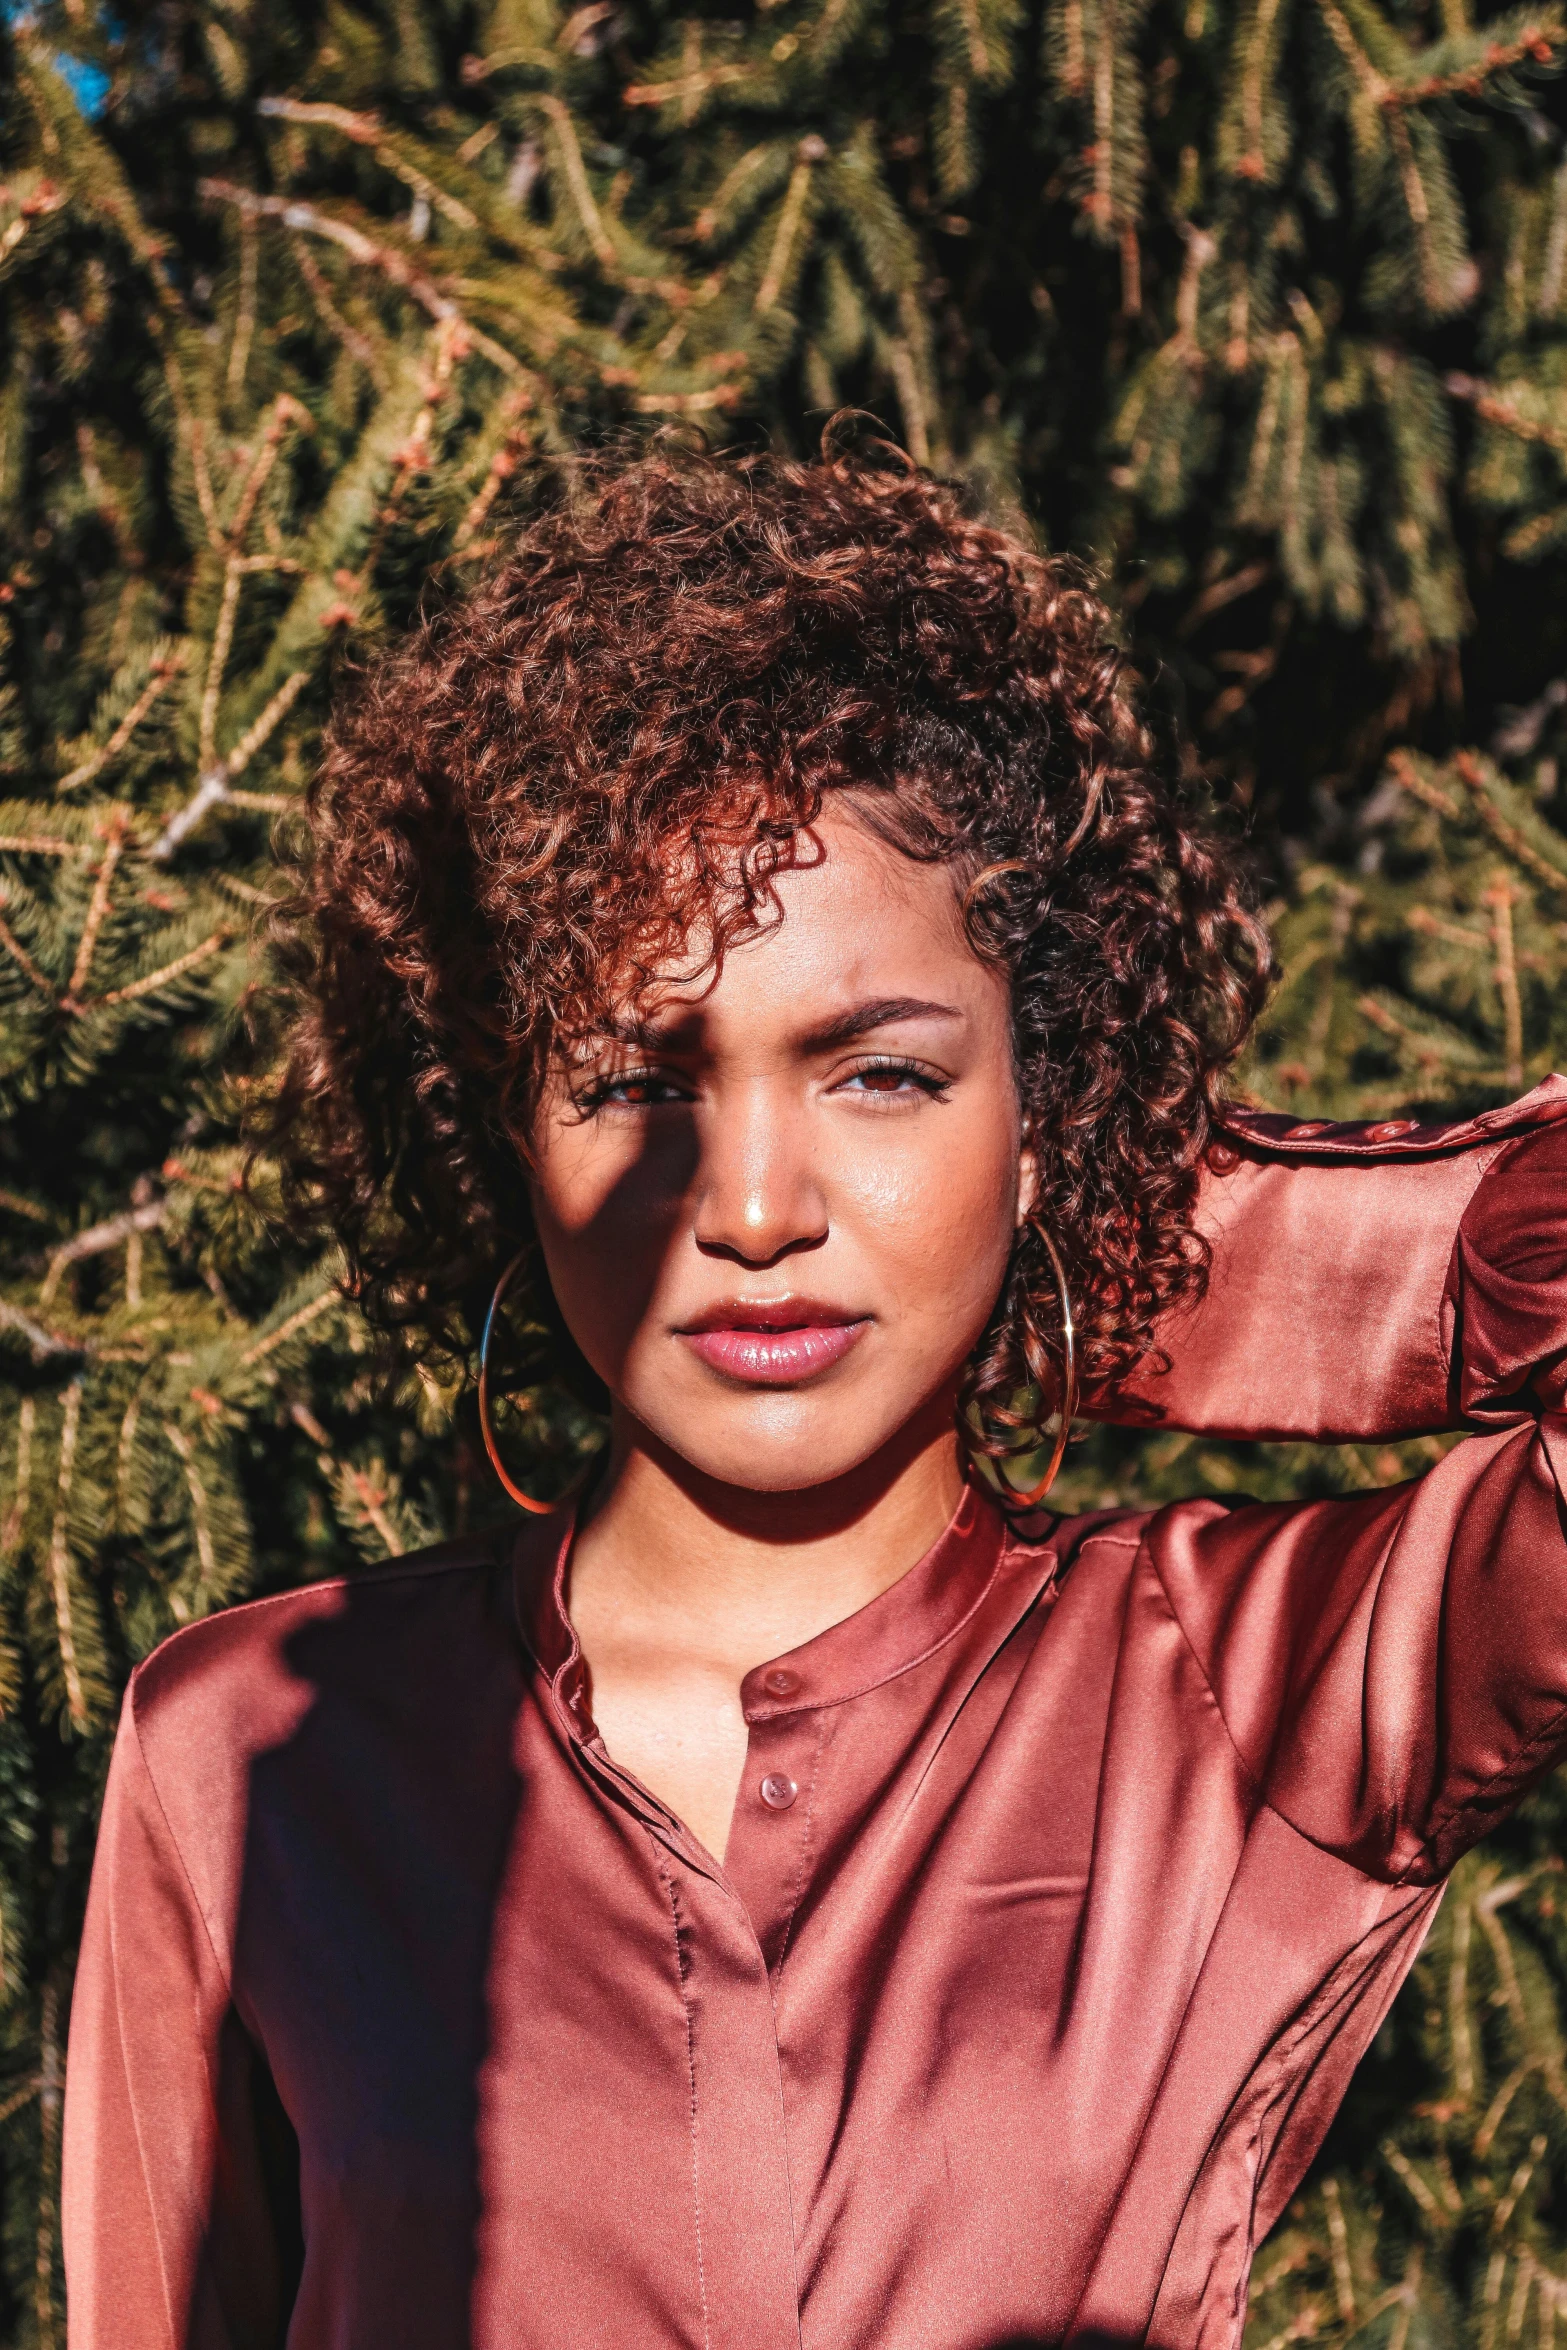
[526,806,1034,1498]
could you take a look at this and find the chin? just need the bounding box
[634,1389,915,1496]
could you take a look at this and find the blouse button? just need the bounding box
[762,1667,801,1698]
[759,1773,798,1811]
[1284,1120,1332,1139]
[1367,1118,1418,1142]
[1204,1141,1240,1174]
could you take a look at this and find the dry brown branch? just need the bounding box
[1407,904,1489,949]
[534,96,619,271]
[288,1401,405,1554]
[631,384,745,414]
[1456,753,1567,895]
[754,154,817,315]
[0,1306,83,1366]
[160,1423,219,1619]
[454,393,535,547]
[1356,992,1449,1068]
[145,315,223,551]
[57,658,184,796]
[0,914,55,999]
[1179,561,1271,636]
[1389,748,1462,819]
[199,560,244,774]
[289,235,387,385]
[47,1384,87,1731]
[1382,25,1559,108]
[1322,2176,1356,2325]
[200,182,526,378]
[226,196,259,403]
[65,810,129,1004]
[1446,374,1567,456]
[223,669,310,782]
[0,2079,40,2130]
[238,1288,338,1368]
[623,63,751,107]
[1,1397,34,1557]
[89,930,231,1007]
[256,97,480,231]
[0,1193,50,1224]
[0,182,67,268]
[226,394,314,549]
[0,836,85,859]
[39,1200,165,1308]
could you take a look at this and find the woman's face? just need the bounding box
[527,807,1034,1495]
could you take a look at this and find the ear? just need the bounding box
[1015,1136,1040,1228]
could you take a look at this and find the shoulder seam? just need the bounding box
[123,1682,234,1997]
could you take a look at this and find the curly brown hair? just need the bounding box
[264,434,1271,1463]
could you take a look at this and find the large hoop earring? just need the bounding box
[477,1249,560,1516]
[995,1216,1078,1511]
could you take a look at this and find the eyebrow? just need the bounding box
[797,997,964,1050]
[606,996,963,1052]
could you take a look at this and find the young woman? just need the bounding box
[63,444,1567,2350]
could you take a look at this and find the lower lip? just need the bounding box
[681,1322,869,1384]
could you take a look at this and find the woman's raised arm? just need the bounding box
[1101,1075,1567,1444]
[1074,1085,1567,1896]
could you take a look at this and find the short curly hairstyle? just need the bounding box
[265,435,1271,1456]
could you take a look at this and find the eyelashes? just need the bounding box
[574,1070,687,1113]
[835,1056,952,1102]
[575,1056,952,1115]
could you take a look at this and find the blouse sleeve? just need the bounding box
[63,1684,297,2350]
[1136,1111,1567,1883]
[1103,1074,1567,1442]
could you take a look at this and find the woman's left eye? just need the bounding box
[836,1059,950,1101]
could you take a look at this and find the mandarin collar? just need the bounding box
[511,1478,1016,1740]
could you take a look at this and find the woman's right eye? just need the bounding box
[580,1070,689,1112]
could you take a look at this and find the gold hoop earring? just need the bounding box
[996,1216,1078,1511]
[477,1249,560,1516]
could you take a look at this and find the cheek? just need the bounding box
[527,1125,689,1375]
[838,1107,1020,1324]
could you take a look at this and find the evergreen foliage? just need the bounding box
[3,0,1567,2337]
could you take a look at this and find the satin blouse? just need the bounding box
[62,1080,1567,2350]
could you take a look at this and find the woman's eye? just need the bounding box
[838,1060,949,1101]
[583,1071,687,1111]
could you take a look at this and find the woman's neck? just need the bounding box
[564,1400,968,1861]
[572,1398,968,1674]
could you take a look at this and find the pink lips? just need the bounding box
[679,1307,869,1385]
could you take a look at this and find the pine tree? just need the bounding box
[4,0,1567,2337]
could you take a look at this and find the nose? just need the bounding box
[691,1084,829,1268]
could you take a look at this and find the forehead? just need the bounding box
[631,807,990,1030]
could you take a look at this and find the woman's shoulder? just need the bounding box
[124,1527,518,1778]
[94,1530,525,1984]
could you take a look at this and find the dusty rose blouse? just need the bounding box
[63,1081,1567,2350]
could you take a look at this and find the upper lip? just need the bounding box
[676,1297,867,1334]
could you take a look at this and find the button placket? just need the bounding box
[725,1686,824,1972]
